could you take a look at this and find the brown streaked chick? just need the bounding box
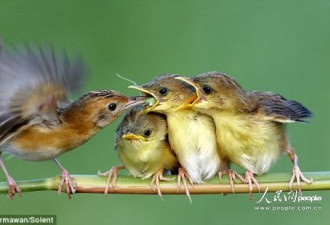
[178,71,312,197]
[98,106,179,197]
[0,44,146,199]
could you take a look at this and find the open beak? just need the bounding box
[175,76,206,110]
[129,85,159,112]
[122,133,146,141]
[119,96,149,113]
[174,92,198,111]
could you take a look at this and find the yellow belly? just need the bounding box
[167,110,222,183]
[214,112,286,174]
[118,139,178,179]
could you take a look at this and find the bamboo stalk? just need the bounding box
[0,171,329,195]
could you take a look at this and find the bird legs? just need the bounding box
[150,168,174,198]
[287,147,313,195]
[0,153,22,199]
[98,165,125,194]
[244,171,261,199]
[53,158,76,198]
[177,167,194,203]
[218,169,245,193]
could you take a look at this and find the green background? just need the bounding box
[0,0,329,224]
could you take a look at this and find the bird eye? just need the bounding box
[158,87,168,95]
[202,85,212,95]
[144,129,152,137]
[108,103,117,111]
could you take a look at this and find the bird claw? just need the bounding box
[58,169,76,198]
[219,169,245,193]
[289,165,313,196]
[244,171,260,199]
[6,176,22,200]
[177,168,193,203]
[98,166,121,194]
[150,169,174,199]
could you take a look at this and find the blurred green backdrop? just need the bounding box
[0,0,329,224]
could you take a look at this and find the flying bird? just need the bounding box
[0,44,146,199]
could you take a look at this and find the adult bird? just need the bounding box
[0,44,146,198]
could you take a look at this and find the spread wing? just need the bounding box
[249,91,312,123]
[0,44,88,141]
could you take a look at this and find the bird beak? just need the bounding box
[119,96,149,113]
[175,76,207,108]
[174,93,198,111]
[122,133,146,141]
[129,85,159,112]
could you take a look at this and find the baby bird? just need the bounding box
[177,71,312,196]
[0,45,146,199]
[98,106,179,197]
[129,74,228,200]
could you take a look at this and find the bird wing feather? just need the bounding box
[249,91,312,123]
[0,44,88,141]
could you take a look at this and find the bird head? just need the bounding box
[116,107,167,145]
[70,90,149,128]
[128,74,197,113]
[176,71,246,113]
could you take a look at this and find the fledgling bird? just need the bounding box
[129,74,229,200]
[177,71,312,196]
[0,44,146,199]
[173,75,245,192]
[98,106,179,197]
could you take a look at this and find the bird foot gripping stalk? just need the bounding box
[150,169,175,198]
[58,169,76,198]
[98,165,125,194]
[244,171,261,199]
[6,176,22,200]
[219,169,245,193]
[289,165,313,195]
[53,158,76,198]
[177,167,194,203]
[0,154,22,199]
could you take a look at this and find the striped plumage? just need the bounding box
[0,44,145,199]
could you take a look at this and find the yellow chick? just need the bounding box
[99,106,179,197]
[177,72,312,197]
[129,74,229,200]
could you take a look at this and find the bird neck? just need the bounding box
[165,109,199,133]
[166,109,197,121]
[60,104,101,137]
